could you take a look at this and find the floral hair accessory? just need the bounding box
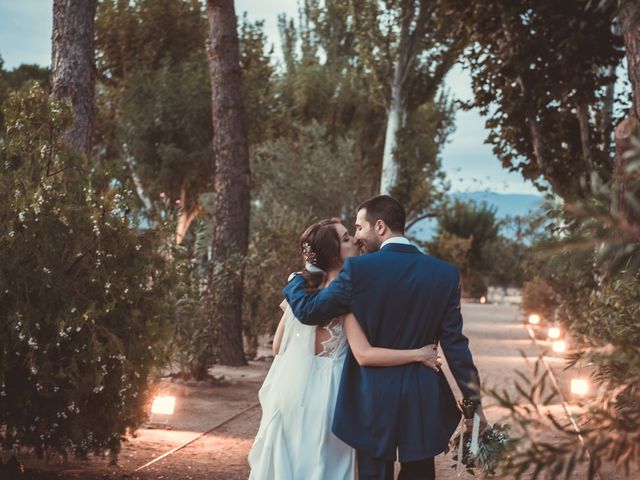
[302,242,318,265]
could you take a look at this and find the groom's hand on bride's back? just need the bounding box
[416,344,442,372]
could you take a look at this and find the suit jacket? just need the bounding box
[282,243,480,462]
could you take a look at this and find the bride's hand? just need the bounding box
[415,344,442,372]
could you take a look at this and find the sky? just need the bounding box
[0,0,540,195]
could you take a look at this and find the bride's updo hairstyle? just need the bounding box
[299,217,343,292]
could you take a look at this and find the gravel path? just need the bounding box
[17,304,634,479]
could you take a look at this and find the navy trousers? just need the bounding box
[357,450,436,480]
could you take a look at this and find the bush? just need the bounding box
[0,85,176,459]
[521,276,558,322]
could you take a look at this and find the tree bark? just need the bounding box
[620,2,640,121]
[379,0,428,195]
[615,1,640,224]
[206,0,250,366]
[576,103,594,171]
[51,0,97,158]
[380,76,405,194]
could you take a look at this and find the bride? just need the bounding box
[248,218,441,480]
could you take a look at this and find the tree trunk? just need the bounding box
[206,0,250,366]
[380,76,405,194]
[615,1,640,224]
[379,2,421,195]
[576,103,594,171]
[51,0,97,158]
[602,18,621,146]
[620,2,640,121]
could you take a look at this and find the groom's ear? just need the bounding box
[374,219,386,235]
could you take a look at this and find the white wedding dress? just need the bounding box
[248,300,356,480]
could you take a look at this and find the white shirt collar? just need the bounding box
[380,236,411,249]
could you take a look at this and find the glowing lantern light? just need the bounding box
[528,314,541,325]
[570,379,589,396]
[479,296,487,304]
[552,340,566,353]
[548,327,561,339]
[151,395,176,415]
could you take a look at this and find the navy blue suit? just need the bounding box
[283,242,480,464]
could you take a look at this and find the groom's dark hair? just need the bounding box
[357,195,406,233]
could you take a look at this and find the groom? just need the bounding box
[283,195,486,480]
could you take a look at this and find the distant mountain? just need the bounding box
[407,191,544,242]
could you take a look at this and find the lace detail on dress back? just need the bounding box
[316,318,348,359]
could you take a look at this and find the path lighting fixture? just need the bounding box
[570,379,589,396]
[528,314,541,325]
[548,327,561,339]
[552,340,566,353]
[151,395,176,415]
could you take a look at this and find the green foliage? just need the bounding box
[425,200,501,296]
[501,155,640,476]
[274,0,457,220]
[253,122,362,220]
[442,0,624,199]
[243,122,363,344]
[94,0,211,217]
[393,98,453,218]
[0,85,177,459]
[521,277,559,322]
[121,55,213,213]
[95,0,207,82]
[243,201,312,357]
[0,57,49,137]
[485,235,528,288]
[89,0,460,371]
[427,231,473,273]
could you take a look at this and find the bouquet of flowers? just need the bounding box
[448,423,512,476]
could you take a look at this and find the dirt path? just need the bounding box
[15,304,634,479]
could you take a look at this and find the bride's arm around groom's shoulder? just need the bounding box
[283,258,355,326]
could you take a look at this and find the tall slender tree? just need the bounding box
[613,1,640,222]
[51,0,98,158]
[206,0,251,365]
[366,0,464,195]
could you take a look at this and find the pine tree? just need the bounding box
[206,0,251,366]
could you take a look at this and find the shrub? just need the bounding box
[0,85,176,459]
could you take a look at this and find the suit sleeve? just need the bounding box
[439,268,481,401]
[282,258,354,326]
